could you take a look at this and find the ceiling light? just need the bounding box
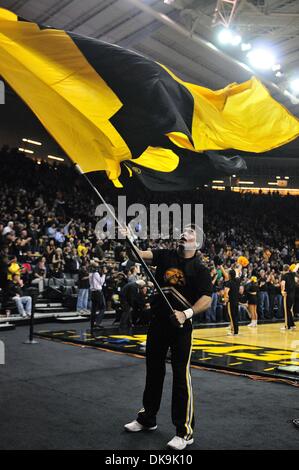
[275,71,283,78]
[238,181,254,184]
[218,28,233,45]
[48,155,64,162]
[22,138,42,146]
[276,176,280,179]
[212,180,224,184]
[241,43,251,52]
[18,148,34,154]
[218,29,242,47]
[272,64,281,72]
[268,182,278,185]
[247,48,276,70]
[285,176,289,180]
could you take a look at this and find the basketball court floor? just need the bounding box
[37,321,299,384]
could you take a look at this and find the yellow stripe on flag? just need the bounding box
[0,14,131,181]
[161,64,299,153]
[0,8,17,21]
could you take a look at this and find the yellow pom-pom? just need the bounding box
[237,256,249,267]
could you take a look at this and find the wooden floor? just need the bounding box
[193,322,299,352]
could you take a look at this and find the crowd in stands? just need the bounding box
[0,146,299,327]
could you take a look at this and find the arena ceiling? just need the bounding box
[1,0,299,162]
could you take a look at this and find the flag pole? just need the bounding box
[74,164,175,314]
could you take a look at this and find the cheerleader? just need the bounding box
[246,276,259,327]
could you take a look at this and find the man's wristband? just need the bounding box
[183,308,194,320]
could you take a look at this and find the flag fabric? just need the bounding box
[120,150,247,191]
[0,7,299,187]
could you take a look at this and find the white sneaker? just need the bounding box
[247,322,253,327]
[167,436,194,450]
[290,326,296,330]
[124,420,157,432]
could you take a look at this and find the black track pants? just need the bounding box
[137,317,194,439]
[283,293,295,328]
[227,301,239,334]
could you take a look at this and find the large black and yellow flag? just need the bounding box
[0,7,298,187]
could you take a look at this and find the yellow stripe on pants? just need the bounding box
[184,331,193,440]
[283,295,288,328]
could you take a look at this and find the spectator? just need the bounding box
[31,257,48,295]
[54,227,66,246]
[47,223,57,239]
[51,248,65,278]
[76,262,90,314]
[257,270,270,320]
[3,221,14,236]
[94,239,105,260]
[77,240,88,258]
[119,280,146,330]
[46,239,56,263]
[127,265,139,283]
[7,273,32,318]
[89,261,106,329]
[63,246,80,276]
[7,256,21,280]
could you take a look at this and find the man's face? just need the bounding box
[178,227,197,252]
